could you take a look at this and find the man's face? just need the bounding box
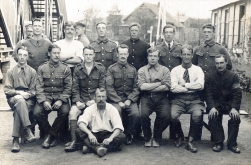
[17,49,29,65]
[163,27,175,43]
[49,48,61,63]
[130,26,140,39]
[75,25,85,36]
[83,49,95,63]
[203,28,214,41]
[64,25,76,39]
[26,28,33,39]
[215,57,227,72]
[147,51,159,66]
[181,49,193,64]
[96,23,107,37]
[33,21,43,35]
[117,48,129,63]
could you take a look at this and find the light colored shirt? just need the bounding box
[171,64,204,93]
[165,40,174,48]
[138,63,171,88]
[55,39,84,67]
[77,103,124,133]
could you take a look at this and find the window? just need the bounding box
[224,10,229,45]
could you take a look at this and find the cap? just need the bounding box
[75,21,86,28]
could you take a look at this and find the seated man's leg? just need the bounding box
[124,102,139,144]
[171,103,185,147]
[101,131,126,152]
[110,103,122,116]
[208,106,224,152]
[153,97,170,146]
[140,96,154,146]
[65,105,83,151]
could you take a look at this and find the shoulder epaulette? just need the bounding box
[216,42,221,45]
[128,63,136,69]
[60,61,68,66]
[40,61,49,66]
[75,63,82,68]
[90,40,98,44]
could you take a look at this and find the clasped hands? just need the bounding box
[118,100,131,109]
[88,133,113,146]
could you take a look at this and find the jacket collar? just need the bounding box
[29,36,46,47]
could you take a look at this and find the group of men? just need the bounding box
[4,17,242,157]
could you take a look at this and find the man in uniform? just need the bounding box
[55,21,83,73]
[90,22,117,69]
[205,54,242,153]
[75,88,125,157]
[170,45,205,153]
[138,47,171,147]
[34,44,72,149]
[4,46,36,152]
[65,46,106,152]
[106,44,140,145]
[25,24,33,39]
[75,21,90,47]
[156,23,184,146]
[13,18,52,71]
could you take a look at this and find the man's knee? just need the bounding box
[191,110,203,123]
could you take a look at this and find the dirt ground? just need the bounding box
[0,60,251,165]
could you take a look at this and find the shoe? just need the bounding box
[175,137,184,148]
[134,133,145,141]
[82,146,90,154]
[228,146,241,154]
[65,141,78,152]
[96,146,108,157]
[152,139,160,147]
[50,138,58,147]
[25,127,36,143]
[11,138,20,153]
[42,134,52,149]
[144,139,152,147]
[185,142,197,153]
[126,134,133,145]
[212,143,223,152]
[65,141,72,147]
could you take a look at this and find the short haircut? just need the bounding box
[32,18,42,24]
[25,24,33,30]
[17,45,29,54]
[65,21,75,28]
[202,23,215,32]
[48,44,61,53]
[83,46,95,54]
[117,44,129,53]
[215,54,228,62]
[96,22,107,29]
[181,44,193,54]
[129,22,141,30]
[163,23,175,33]
[147,47,160,57]
[95,88,107,96]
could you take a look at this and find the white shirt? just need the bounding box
[171,64,204,93]
[77,103,124,133]
[165,40,174,48]
[55,39,84,67]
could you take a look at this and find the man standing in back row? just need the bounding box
[90,22,117,69]
[75,21,90,47]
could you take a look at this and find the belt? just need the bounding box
[143,92,168,97]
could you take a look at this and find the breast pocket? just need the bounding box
[42,74,51,86]
[114,72,122,88]
[78,74,87,87]
[105,48,114,61]
[55,75,65,87]
[126,72,135,87]
[92,75,100,88]
[94,49,102,61]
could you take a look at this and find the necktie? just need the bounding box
[183,69,190,83]
[168,43,171,50]
[19,67,25,76]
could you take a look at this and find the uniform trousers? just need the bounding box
[75,128,126,152]
[33,100,70,137]
[8,97,35,137]
[140,93,171,141]
[209,104,240,147]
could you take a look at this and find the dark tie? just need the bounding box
[19,67,25,76]
[168,43,171,50]
[183,69,190,83]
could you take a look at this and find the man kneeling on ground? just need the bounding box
[75,88,126,157]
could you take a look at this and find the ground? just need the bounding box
[0,60,251,165]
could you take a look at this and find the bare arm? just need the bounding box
[140,82,161,91]
[151,85,169,92]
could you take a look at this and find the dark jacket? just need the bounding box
[106,62,139,103]
[72,62,106,103]
[192,40,232,73]
[121,38,150,71]
[205,69,242,111]
[36,61,72,104]
[156,41,182,71]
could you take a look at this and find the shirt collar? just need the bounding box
[130,38,139,42]
[217,69,227,75]
[17,64,27,68]
[49,61,59,68]
[81,61,98,70]
[29,36,46,47]
[181,63,192,69]
[147,63,160,71]
[117,61,128,69]
[165,40,174,48]
[204,39,215,47]
[97,37,109,44]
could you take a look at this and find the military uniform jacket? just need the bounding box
[205,69,242,111]
[192,40,232,73]
[90,38,117,69]
[36,61,72,104]
[106,62,139,103]
[121,39,150,71]
[72,62,106,103]
[156,41,182,71]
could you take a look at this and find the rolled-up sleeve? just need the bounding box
[161,67,171,88]
[137,68,147,88]
[77,107,91,126]
[110,106,124,132]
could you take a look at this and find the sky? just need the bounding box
[65,0,237,21]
